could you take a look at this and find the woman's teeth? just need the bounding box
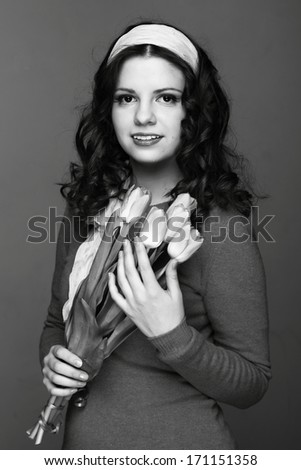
[133,135,161,141]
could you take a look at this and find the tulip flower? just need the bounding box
[166,193,197,218]
[164,204,190,243]
[140,207,167,249]
[119,186,151,223]
[167,220,191,259]
[173,227,204,263]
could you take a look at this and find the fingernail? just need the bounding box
[80,373,88,380]
[75,359,82,367]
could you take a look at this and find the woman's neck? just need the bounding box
[130,159,183,205]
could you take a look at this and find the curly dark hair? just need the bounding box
[60,21,257,224]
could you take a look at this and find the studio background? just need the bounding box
[1,0,300,450]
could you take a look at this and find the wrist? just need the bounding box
[147,318,197,361]
[145,316,185,339]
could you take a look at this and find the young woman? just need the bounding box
[40,22,271,449]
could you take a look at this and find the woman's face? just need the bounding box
[111,56,186,166]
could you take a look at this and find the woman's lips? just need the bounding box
[132,134,163,146]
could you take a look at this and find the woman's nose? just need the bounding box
[134,101,156,126]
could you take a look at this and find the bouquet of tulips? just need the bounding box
[26,185,203,445]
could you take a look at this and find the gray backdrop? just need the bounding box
[1,0,300,450]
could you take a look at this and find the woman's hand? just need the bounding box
[42,345,89,397]
[108,237,185,337]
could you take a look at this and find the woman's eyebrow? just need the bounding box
[114,87,183,93]
[114,88,136,93]
[154,87,183,93]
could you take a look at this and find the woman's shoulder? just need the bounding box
[191,204,256,276]
[55,203,90,259]
[184,204,265,295]
[199,204,253,246]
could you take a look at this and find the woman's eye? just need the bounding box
[114,95,135,104]
[158,94,179,104]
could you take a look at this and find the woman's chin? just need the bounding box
[128,152,176,167]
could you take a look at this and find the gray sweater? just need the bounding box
[39,205,271,450]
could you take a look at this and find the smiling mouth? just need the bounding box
[132,134,163,146]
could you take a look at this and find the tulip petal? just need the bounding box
[167,221,191,259]
[141,207,167,248]
[175,228,204,263]
[120,186,151,222]
[164,205,190,242]
[127,194,151,222]
[166,193,197,218]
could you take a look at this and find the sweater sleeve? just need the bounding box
[39,205,86,367]
[148,208,272,409]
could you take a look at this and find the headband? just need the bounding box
[107,24,199,74]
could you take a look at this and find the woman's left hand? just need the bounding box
[108,237,185,338]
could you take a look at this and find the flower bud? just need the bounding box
[140,207,167,248]
[174,228,204,263]
[167,221,191,259]
[166,193,197,218]
[120,186,151,223]
[164,204,190,243]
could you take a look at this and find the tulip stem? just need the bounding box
[26,395,66,445]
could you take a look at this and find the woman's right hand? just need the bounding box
[42,345,89,397]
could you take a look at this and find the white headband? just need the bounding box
[107,24,199,74]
